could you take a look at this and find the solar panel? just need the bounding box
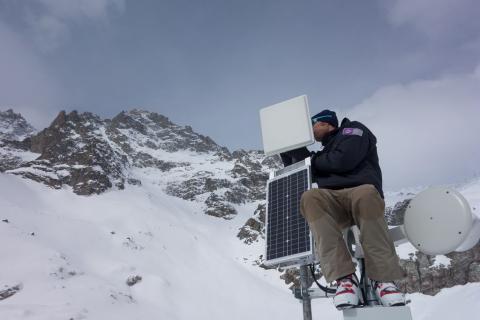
[264,161,315,267]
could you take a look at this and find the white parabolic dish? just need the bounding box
[403,187,473,255]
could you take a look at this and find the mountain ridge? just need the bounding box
[0,108,281,218]
[1,107,480,301]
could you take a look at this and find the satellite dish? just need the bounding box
[403,187,475,255]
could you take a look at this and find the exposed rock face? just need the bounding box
[280,268,303,289]
[0,108,283,219]
[0,139,37,172]
[0,283,23,301]
[385,198,411,226]
[237,203,266,244]
[126,275,142,287]
[8,111,129,195]
[0,110,39,172]
[0,109,36,141]
[163,149,280,219]
[107,109,231,164]
[231,150,277,201]
[165,171,233,201]
[2,109,234,197]
[203,193,237,219]
[397,243,480,295]
[279,266,322,290]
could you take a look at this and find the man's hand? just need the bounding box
[279,147,311,166]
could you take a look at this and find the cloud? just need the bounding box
[347,65,480,190]
[21,0,126,52]
[35,0,125,19]
[384,0,480,45]
[0,0,127,127]
[0,21,60,129]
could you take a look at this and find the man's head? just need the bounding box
[311,109,338,142]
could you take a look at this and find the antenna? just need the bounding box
[399,187,479,254]
[259,95,314,156]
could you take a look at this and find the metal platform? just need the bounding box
[343,306,412,320]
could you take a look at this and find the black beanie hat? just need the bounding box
[311,109,338,128]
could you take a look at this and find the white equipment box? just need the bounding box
[343,306,412,320]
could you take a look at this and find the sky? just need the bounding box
[1,0,480,190]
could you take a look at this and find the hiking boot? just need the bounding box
[334,273,361,310]
[372,281,406,307]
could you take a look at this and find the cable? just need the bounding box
[309,264,336,294]
[358,259,367,305]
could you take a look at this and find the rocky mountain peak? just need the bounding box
[0,109,36,141]
[30,110,104,155]
[1,107,282,221]
[10,110,129,195]
[108,108,231,157]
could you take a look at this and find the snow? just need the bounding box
[431,255,452,268]
[1,173,480,320]
[407,283,480,320]
[0,174,309,320]
[2,108,480,320]
[395,242,418,260]
[0,146,39,163]
[72,165,87,169]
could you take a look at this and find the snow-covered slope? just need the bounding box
[0,173,339,320]
[1,109,280,219]
[1,108,480,320]
[2,173,480,320]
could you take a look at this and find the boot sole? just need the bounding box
[389,302,406,307]
[335,303,359,311]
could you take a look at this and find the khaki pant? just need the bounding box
[300,184,405,283]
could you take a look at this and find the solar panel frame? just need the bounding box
[264,160,315,267]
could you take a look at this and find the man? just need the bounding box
[280,109,405,310]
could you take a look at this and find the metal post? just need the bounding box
[358,258,379,306]
[299,265,313,320]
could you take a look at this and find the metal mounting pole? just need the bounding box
[299,265,313,320]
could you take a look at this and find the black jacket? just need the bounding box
[280,118,384,198]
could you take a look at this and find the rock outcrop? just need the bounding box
[8,111,129,195]
[398,243,480,295]
[0,110,38,172]
[237,203,266,244]
[0,108,281,218]
[0,109,36,141]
